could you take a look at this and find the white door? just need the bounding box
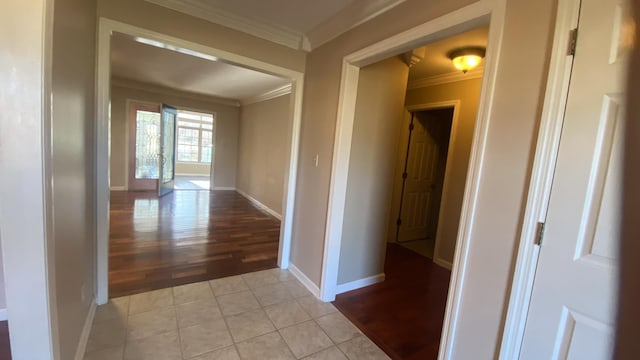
[398,114,439,242]
[520,0,630,358]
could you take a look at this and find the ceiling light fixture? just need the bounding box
[448,47,486,73]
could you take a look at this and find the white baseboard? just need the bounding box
[236,189,282,220]
[212,187,236,191]
[109,186,126,191]
[74,300,97,360]
[289,264,321,299]
[434,257,453,270]
[0,308,7,321]
[336,273,386,295]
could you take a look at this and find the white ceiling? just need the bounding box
[145,0,407,50]
[196,0,355,34]
[110,32,290,102]
[408,26,490,80]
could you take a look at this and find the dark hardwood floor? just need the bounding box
[333,243,451,360]
[0,321,10,360]
[109,190,281,298]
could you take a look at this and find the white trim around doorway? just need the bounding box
[96,18,304,304]
[318,1,507,359]
[498,0,581,357]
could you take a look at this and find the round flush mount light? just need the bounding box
[448,47,486,73]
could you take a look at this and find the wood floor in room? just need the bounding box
[109,190,281,298]
[332,243,451,360]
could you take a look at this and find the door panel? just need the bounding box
[159,104,177,197]
[398,110,453,243]
[398,115,438,242]
[519,0,629,357]
[128,102,161,191]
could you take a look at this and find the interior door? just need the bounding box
[128,102,161,191]
[398,113,440,242]
[158,104,177,197]
[519,0,630,357]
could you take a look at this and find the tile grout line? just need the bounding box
[91,269,386,360]
[209,276,241,357]
[169,288,186,360]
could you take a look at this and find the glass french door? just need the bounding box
[128,102,161,191]
[158,104,177,197]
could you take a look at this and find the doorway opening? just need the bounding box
[395,107,454,260]
[97,19,304,303]
[324,5,500,356]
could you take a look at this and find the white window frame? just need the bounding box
[176,110,215,164]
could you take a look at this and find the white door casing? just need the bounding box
[519,0,630,357]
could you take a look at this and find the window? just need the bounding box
[176,110,215,163]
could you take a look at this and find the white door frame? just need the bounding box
[403,101,461,270]
[499,0,581,357]
[319,0,507,358]
[95,18,305,304]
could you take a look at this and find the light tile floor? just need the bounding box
[84,268,390,360]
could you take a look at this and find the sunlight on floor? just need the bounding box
[174,176,210,190]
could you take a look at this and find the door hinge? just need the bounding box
[534,221,546,246]
[409,123,415,131]
[396,218,402,226]
[402,172,408,179]
[567,28,578,56]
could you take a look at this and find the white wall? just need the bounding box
[109,81,240,190]
[175,162,210,176]
[337,57,410,285]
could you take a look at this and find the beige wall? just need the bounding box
[236,95,291,215]
[0,237,5,310]
[291,0,556,357]
[400,77,483,265]
[337,57,410,285]
[175,162,210,176]
[110,82,240,190]
[50,0,98,358]
[97,0,306,73]
[291,0,481,289]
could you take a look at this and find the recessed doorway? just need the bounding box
[96,19,304,303]
[395,107,454,260]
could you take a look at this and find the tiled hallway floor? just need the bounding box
[84,268,390,360]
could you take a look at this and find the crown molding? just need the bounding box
[407,67,484,89]
[145,0,307,51]
[146,0,405,52]
[111,76,241,107]
[306,0,407,50]
[242,84,292,106]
